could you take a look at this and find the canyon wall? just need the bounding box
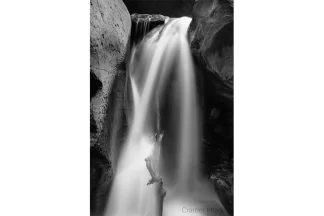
[90,0,131,214]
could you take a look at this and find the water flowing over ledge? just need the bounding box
[105,17,229,216]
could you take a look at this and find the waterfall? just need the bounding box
[105,17,228,216]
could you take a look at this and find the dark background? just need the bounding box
[122,0,195,17]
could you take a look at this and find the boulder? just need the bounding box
[188,0,233,84]
[90,0,131,214]
[188,1,233,211]
[90,0,130,165]
[211,159,233,215]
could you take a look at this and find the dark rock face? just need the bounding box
[189,0,233,83]
[90,71,102,100]
[188,0,233,213]
[189,0,234,166]
[123,0,195,17]
[211,159,233,215]
[90,147,113,214]
[90,0,131,214]
[131,14,168,45]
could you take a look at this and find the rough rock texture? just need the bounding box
[89,0,131,163]
[189,0,234,165]
[90,147,113,215]
[131,14,168,45]
[211,159,233,215]
[90,0,131,215]
[188,0,233,214]
[188,0,233,84]
[131,13,167,22]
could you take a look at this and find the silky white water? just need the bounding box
[105,17,228,216]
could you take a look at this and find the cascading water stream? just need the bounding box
[105,17,228,216]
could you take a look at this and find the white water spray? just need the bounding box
[105,17,228,216]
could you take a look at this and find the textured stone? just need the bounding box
[131,14,168,45]
[90,147,113,214]
[188,1,233,213]
[189,0,233,161]
[90,0,131,162]
[188,0,233,84]
[90,0,131,215]
[131,13,168,23]
[211,159,233,215]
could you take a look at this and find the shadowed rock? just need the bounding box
[131,14,168,45]
[188,1,233,213]
[188,0,233,84]
[123,0,195,17]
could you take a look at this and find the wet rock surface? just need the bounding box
[189,0,234,162]
[189,0,234,213]
[90,146,113,215]
[131,14,168,45]
[131,13,168,23]
[188,0,233,84]
[211,159,233,215]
